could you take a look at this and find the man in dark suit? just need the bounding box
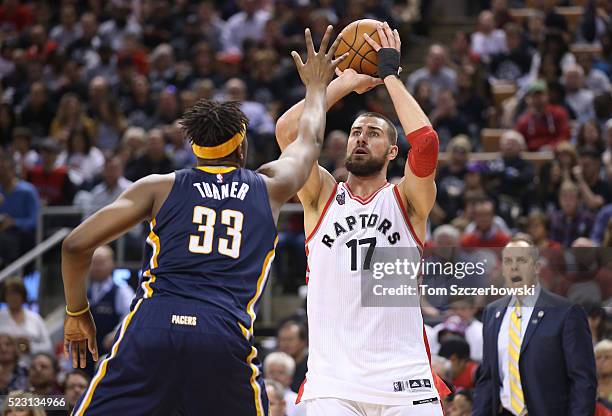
[473,235,597,416]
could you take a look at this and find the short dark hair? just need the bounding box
[278,319,308,342]
[1,277,27,303]
[64,369,91,389]
[179,99,249,152]
[356,112,398,145]
[438,336,470,361]
[31,352,60,375]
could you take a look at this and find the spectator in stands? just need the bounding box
[460,199,511,248]
[0,102,16,149]
[0,0,33,34]
[484,130,535,224]
[515,80,570,151]
[83,155,132,218]
[489,23,532,86]
[596,340,612,406]
[435,135,471,225]
[491,0,513,28]
[87,245,135,358]
[0,277,51,355]
[585,304,609,345]
[277,320,308,393]
[153,86,180,126]
[0,333,27,392]
[19,81,54,139]
[9,127,37,176]
[57,127,104,188]
[125,128,173,182]
[456,66,489,141]
[64,370,90,415]
[26,138,75,206]
[264,352,305,416]
[50,93,95,144]
[550,181,595,247]
[538,140,577,210]
[164,120,195,170]
[67,12,101,72]
[438,337,478,389]
[602,119,612,179]
[591,204,612,245]
[577,119,605,154]
[265,378,288,416]
[125,74,156,130]
[49,4,81,49]
[98,0,141,51]
[575,146,611,210]
[577,53,611,95]
[447,389,473,416]
[223,77,275,165]
[27,352,61,396]
[528,30,576,87]
[526,11,546,50]
[90,96,127,152]
[563,64,596,123]
[407,44,457,102]
[221,0,270,53]
[527,210,562,250]
[2,391,45,416]
[471,10,507,64]
[431,90,470,150]
[429,300,483,362]
[0,152,38,266]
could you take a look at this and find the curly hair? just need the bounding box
[179,99,249,150]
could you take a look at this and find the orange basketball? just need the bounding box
[334,19,381,76]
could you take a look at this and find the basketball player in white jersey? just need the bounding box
[275,22,449,415]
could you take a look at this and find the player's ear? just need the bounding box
[387,145,398,161]
[238,137,248,167]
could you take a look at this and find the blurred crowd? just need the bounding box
[0,0,611,415]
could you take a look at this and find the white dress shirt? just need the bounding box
[88,277,135,318]
[0,308,52,354]
[497,284,541,415]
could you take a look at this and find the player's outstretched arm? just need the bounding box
[275,38,382,208]
[61,174,173,368]
[259,26,346,219]
[364,22,438,226]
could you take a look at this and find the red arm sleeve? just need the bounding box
[406,126,440,178]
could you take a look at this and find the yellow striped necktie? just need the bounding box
[509,301,525,415]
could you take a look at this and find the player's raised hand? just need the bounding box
[363,21,401,53]
[291,26,348,89]
[64,311,99,368]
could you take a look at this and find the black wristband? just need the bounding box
[378,48,400,79]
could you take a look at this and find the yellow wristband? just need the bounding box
[66,303,90,317]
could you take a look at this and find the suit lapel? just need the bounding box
[520,290,548,354]
[491,297,511,361]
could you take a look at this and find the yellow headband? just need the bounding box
[191,125,246,159]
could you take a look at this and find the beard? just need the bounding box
[345,152,387,177]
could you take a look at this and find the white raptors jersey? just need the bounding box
[298,182,440,406]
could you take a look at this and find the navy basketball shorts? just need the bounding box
[71,296,268,416]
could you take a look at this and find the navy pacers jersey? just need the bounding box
[135,166,277,334]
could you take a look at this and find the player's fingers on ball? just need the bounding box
[327,33,342,59]
[304,28,314,56]
[331,52,349,67]
[64,340,70,359]
[363,33,381,51]
[319,25,332,55]
[335,67,343,76]
[393,29,401,48]
[377,23,388,47]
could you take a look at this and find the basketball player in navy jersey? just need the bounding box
[61,26,348,416]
